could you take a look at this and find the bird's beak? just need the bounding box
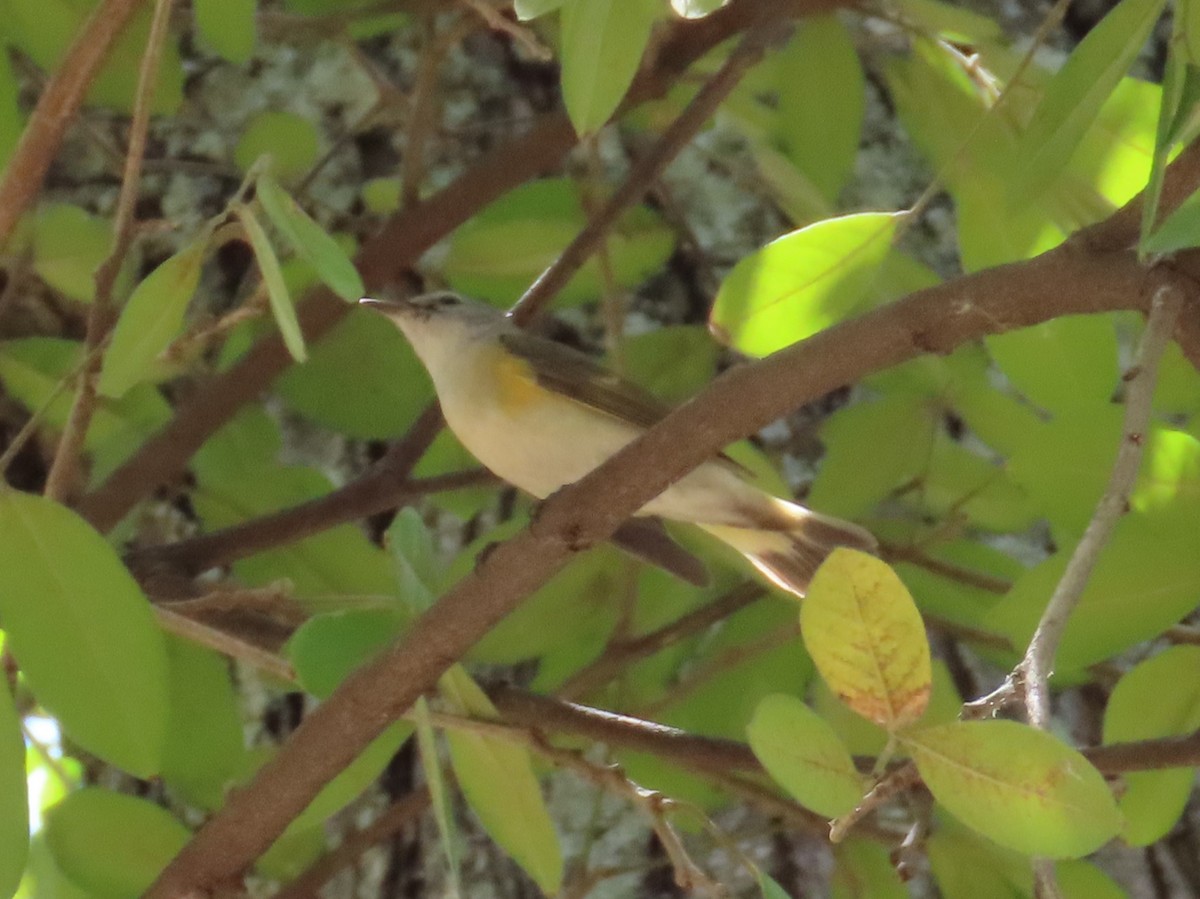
[358,297,409,314]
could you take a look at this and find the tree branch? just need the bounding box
[0,0,148,249]
[78,0,842,533]
[43,0,176,502]
[146,219,1197,895]
[1019,287,1184,729]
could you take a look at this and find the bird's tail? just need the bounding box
[699,499,876,598]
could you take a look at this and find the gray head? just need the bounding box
[359,292,508,370]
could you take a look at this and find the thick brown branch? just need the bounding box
[146,205,1197,896]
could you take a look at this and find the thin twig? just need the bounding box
[154,606,296,682]
[637,623,800,717]
[1019,287,1184,728]
[272,788,432,899]
[509,15,786,325]
[557,583,763,700]
[42,0,177,502]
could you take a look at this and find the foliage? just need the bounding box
[1,0,1199,897]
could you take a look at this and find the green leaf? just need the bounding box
[98,233,209,398]
[233,111,320,181]
[988,516,1200,671]
[160,637,247,811]
[193,0,256,64]
[710,212,900,357]
[746,694,864,817]
[1058,861,1129,899]
[385,508,440,615]
[442,179,674,306]
[757,870,794,899]
[287,609,403,698]
[285,722,412,834]
[885,41,1065,271]
[927,825,1032,899]
[1103,646,1200,845]
[256,173,364,301]
[831,838,909,899]
[0,49,22,173]
[414,698,462,893]
[773,17,865,203]
[894,0,1003,43]
[239,207,307,362]
[1140,183,1200,253]
[450,517,622,666]
[442,669,563,894]
[192,411,397,603]
[0,491,169,776]
[808,393,935,519]
[1010,0,1168,203]
[905,720,1121,858]
[0,337,172,483]
[0,680,28,899]
[559,0,658,135]
[985,314,1119,415]
[3,0,183,114]
[31,204,113,303]
[45,789,190,898]
[801,549,931,731]
[276,307,430,438]
[902,434,1037,534]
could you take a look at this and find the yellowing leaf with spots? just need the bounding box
[904,721,1121,858]
[800,549,930,731]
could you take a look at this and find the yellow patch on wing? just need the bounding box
[494,350,544,413]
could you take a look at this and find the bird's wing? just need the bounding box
[499,330,750,475]
[499,331,673,429]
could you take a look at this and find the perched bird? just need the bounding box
[362,292,875,596]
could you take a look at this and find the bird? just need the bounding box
[361,292,876,596]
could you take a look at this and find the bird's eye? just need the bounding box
[434,294,460,307]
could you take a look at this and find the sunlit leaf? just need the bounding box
[710,212,900,357]
[905,720,1121,858]
[1011,0,1168,202]
[0,491,168,776]
[801,549,931,731]
[747,693,864,817]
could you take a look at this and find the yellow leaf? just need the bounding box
[800,549,931,731]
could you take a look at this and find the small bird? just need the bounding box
[362,292,876,596]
